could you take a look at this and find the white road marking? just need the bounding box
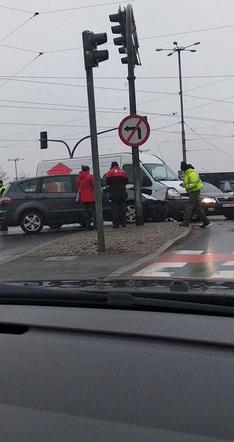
[173,250,203,255]
[134,270,172,278]
[45,256,76,261]
[211,270,234,279]
[221,261,234,266]
[134,261,186,277]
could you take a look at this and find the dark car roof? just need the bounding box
[9,174,77,185]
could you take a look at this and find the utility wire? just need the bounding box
[40,1,128,14]
[0,4,35,14]
[185,123,234,159]
[184,93,234,105]
[184,94,234,113]
[0,13,38,44]
[0,74,234,79]
[140,23,234,41]
[0,53,43,91]
[0,44,39,54]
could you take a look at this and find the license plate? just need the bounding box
[222,202,234,208]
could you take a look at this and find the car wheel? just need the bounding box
[20,210,44,234]
[126,204,136,223]
[48,223,63,229]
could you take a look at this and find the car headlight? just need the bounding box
[201,197,216,204]
[166,187,181,199]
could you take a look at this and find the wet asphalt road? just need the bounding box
[134,217,234,280]
[0,225,82,263]
[1,218,234,282]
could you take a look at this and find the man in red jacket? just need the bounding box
[105,161,128,228]
[76,165,96,230]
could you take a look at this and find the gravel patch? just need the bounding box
[29,222,184,257]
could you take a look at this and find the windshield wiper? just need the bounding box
[1,283,234,316]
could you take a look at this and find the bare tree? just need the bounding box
[0,166,8,181]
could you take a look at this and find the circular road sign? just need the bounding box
[118,114,150,147]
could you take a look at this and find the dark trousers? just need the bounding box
[83,202,96,229]
[111,197,126,227]
[183,190,209,224]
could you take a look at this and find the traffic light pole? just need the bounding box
[85,67,105,253]
[126,4,143,226]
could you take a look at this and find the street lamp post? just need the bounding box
[156,41,200,163]
[8,157,24,180]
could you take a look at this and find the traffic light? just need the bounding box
[82,31,109,69]
[109,8,127,64]
[40,131,48,149]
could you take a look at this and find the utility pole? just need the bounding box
[8,157,24,180]
[82,30,109,253]
[110,4,143,226]
[156,41,200,163]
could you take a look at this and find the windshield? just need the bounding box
[201,182,223,194]
[143,163,179,181]
[0,0,234,306]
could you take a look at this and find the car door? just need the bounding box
[38,175,79,225]
[101,179,112,221]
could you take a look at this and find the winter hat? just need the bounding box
[111,161,119,168]
[180,161,188,171]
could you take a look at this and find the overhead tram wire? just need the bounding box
[184,122,234,159]
[0,53,43,91]
[1,74,234,80]
[140,23,234,41]
[0,12,39,44]
[0,5,35,14]
[0,44,39,54]
[39,1,129,14]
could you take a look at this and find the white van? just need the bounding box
[37,153,182,194]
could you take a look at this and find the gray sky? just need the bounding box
[1,0,234,179]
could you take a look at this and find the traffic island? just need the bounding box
[0,223,191,281]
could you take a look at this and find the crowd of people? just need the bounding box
[75,160,210,230]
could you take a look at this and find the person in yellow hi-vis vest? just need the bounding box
[179,161,210,228]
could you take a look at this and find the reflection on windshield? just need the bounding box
[143,163,178,181]
[202,182,223,194]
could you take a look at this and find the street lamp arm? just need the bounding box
[71,127,118,158]
[47,139,73,159]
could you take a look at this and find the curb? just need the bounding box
[108,225,192,278]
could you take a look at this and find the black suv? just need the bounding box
[0,175,167,233]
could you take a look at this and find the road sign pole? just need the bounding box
[126,4,143,226]
[85,67,105,253]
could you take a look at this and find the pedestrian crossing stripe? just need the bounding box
[133,250,234,279]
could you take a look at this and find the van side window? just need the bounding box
[122,164,133,184]
[122,164,151,186]
[19,179,39,193]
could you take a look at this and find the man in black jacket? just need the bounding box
[105,162,128,228]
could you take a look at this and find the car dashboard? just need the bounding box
[0,302,233,441]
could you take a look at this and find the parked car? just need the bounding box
[0,175,167,233]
